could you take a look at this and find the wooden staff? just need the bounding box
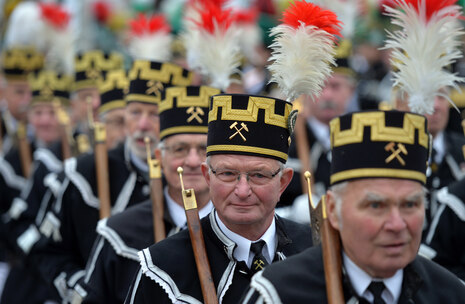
[305,172,344,304]
[295,110,312,194]
[53,100,73,160]
[177,167,218,304]
[17,121,32,178]
[94,121,111,219]
[144,137,165,243]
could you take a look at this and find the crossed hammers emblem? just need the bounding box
[253,259,265,271]
[186,106,204,123]
[86,68,100,80]
[229,122,248,141]
[145,80,164,96]
[384,142,408,166]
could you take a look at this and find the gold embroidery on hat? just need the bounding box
[86,68,101,80]
[186,106,204,123]
[40,85,54,100]
[145,80,164,96]
[229,122,248,141]
[385,142,408,166]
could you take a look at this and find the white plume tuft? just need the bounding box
[42,23,75,76]
[128,32,173,62]
[180,1,243,91]
[3,2,47,52]
[383,1,465,115]
[182,16,241,91]
[268,23,337,102]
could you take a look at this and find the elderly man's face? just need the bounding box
[4,80,31,121]
[28,102,60,145]
[309,73,354,125]
[327,178,424,278]
[156,134,208,206]
[202,154,293,240]
[125,102,159,161]
[425,94,449,138]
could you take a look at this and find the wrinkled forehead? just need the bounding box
[208,154,281,169]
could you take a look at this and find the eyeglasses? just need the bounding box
[162,143,207,159]
[209,166,281,186]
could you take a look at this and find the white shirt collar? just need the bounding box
[432,131,445,164]
[164,186,213,228]
[214,212,277,268]
[307,118,331,151]
[343,252,403,304]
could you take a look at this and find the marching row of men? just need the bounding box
[1,1,465,304]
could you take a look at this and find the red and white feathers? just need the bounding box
[128,14,173,62]
[182,0,241,91]
[267,1,343,102]
[38,3,74,75]
[383,0,465,114]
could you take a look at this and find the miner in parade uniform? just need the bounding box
[79,85,220,303]
[242,0,465,302]
[125,92,313,304]
[0,65,73,304]
[241,110,465,304]
[2,51,125,262]
[34,59,194,302]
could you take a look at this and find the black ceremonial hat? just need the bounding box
[98,69,128,115]
[74,50,124,91]
[330,110,430,185]
[29,69,73,106]
[1,47,44,80]
[207,94,296,163]
[159,86,221,140]
[126,60,193,105]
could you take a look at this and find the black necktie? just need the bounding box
[250,240,268,274]
[367,281,386,304]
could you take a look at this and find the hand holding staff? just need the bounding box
[177,167,218,304]
[305,171,344,304]
[145,137,165,243]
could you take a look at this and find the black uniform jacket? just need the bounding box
[241,245,465,304]
[35,142,150,301]
[281,122,330,207]
[125,211,312,304]
[422,177,465,281]
[81,199,181,304]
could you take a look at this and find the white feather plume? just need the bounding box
[3,2,47,52]
[41,21,75,76]
[268,23,337,102]
[181,5,242,91]
[128,32,173,62]
[383,1,465,114]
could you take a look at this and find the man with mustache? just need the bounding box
[76,85,219,304]
[125,93,312,304]
[34,60,193,302]
[281,40,357,209]
[242,110,465,303]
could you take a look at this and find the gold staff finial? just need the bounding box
[145,137,161,179]
[177,167,185,191]
[304,171,316,209]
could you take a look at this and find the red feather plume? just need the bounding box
[93,1,111,24]
[193,1,234,34]
[39,3,70,29]
[129,14,171,36]
[281,1,342,39]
